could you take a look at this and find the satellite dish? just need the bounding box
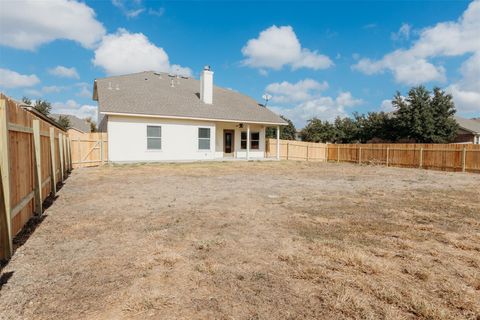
[262,93,272,107]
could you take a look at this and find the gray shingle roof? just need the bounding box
[455,116,480,134]
[94,71,286,125]
[51,113,91,133]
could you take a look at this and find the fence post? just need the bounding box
[68,138,72,170]
[462,147,467,172]
[32,120,43,215]
[65,136,71,172]
[0,99,12,258]
[358,146,362,164]
[77,138,81,168]
[386,147,389,167]
[49,128,57,196]
[419,147,424,168]
[286,142,289,160]
[58,133,64,182]
[63,134,67,174]
[100,133,104,165]
[306,145,309,161]
[337,145,340,163]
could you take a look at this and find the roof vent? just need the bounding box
[108,82,112,90]
[170,79,175,87]
[115,84,120,90]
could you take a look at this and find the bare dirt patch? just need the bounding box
[1,161,479,319]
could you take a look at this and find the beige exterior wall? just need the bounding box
[215,122,266,159]
[106,114,269,162]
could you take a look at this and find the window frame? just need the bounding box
[240,131,260,150]
[198,127,211,150]
[250,131,260,150]
[146,125,162,150]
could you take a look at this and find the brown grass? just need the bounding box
[0,161,479,319]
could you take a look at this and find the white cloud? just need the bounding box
[391,23,411,41]
[265,79,361,128]
[0,0,105,50]
[23,89,42,97]
[112,0,145,18]
[446,53,480,114]
[76,83,92,98]
[0,68,40,88]
[380,99,394,112]
[148,8,165,17]
[353,0,480,85]
[353,50,446,85]
[241,25,333,71]
[93,29,192,76]
[52,100,98,119]
[266,79,329,103]
[48,66,79,79]
[42,85,64,93]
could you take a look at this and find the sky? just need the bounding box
[0,0,479,128]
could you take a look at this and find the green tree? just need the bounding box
[393,86,458,143]
[266,115,297,140]
[333,116,359,143]
[57,115,70,130]
[430,87,458,143]
[21,96,32,105]
[354,112,396,143]
[85,117,97,132]
[300,118,336,143]
[33,99,52,117]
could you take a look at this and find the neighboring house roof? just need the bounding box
[93,71,287,125]
[18,106,66,132]
[455,116,480,134]
[51,113,91,133]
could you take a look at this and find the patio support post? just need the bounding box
[246,124,250,160]
[276,126,280,160]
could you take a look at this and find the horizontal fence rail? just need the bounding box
[69,131,108,169]
[266,139,328,161]
[328,143,480,173]
[0,94,71,260]
[267,139,480,173]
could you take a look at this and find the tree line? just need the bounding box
[268,86,459,144]
[21,97,97,132]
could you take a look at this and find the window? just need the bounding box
[198,128,210,150]
[241,132,247,149]
[251,132,260,149]
[147,125,161,150]
[241,131,260,149]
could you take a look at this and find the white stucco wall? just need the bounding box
[108,115,216,162]
[215,122,266,159]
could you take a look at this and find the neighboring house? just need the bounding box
[93,67,286,162]
[50,114,91,137]
[18,103,67,132]
[454,116,480,144]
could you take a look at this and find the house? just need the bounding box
[50,114,91,138]
[454,116,480,144]
[18,103,68,132]
[93,67,286,162]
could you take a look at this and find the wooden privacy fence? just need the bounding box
[0,95,71,260]
[266,139,327,161]
[267,139,480,173]
[69,132,107,169]
[327,143,480,173]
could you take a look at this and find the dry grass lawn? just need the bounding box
[0,161,479,319]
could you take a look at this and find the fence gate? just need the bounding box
[70,133,108,168]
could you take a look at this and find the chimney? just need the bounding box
[200,65,213,104]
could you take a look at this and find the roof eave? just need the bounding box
[100,111,288,126]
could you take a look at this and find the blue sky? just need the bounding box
[0,0,478,128]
